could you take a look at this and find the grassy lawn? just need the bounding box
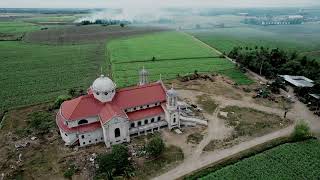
[0,41,105,110]
[201,139,320,180]
[108,31,253,87]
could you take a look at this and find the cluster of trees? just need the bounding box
[96,145,132,179]
[228,46,320,85]
[96,135,165,179]
[79,19,130,27]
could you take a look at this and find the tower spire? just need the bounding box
[139,66,149,86]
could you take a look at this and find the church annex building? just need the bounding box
[56,68,180,148]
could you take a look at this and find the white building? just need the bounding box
[56,68,181,148]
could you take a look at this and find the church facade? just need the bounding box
[56,68,180,148]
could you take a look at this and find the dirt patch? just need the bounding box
[196,95,218,114]
[173,76,245,100]
[220,106,292,137]
[134,145,184,180]
[0,104,107,180]
[24,25,168,45]
[203,137,240,152]
[187,133,204,144]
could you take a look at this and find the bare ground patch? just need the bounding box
[203,106,293,152]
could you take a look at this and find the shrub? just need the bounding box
[64,165,77,179]
[145,135,165,157]
[292,121,311,141]
[27,111,55,133]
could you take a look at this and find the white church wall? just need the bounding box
[124,102,161,113]
[67,116,99,128]
[103,117,130,148]
[59,128,77,145]
[79,128,104,147]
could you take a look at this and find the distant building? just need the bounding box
[56,68,181,148]
[280,75,314,88]
[244,15,304,26]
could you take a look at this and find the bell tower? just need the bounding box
[139,67,149,86]
[165,86,180,129]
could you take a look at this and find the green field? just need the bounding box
[0,21,40,34]
[22,15,81,23]
[201,139,320,180]
[0,41,104,110]
[190,24,320,62]
[108,31,220,63]
[108,31,253,87]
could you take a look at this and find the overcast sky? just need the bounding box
[1,0,320,8]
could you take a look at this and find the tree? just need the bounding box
[145,136,165,157]
[53,95,72,109]
[120,23,125,27]
[96,144,131,179]
[68,88,76,97]
[292,121,311,141]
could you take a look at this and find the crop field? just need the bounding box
[108,32,220,63]
[24,25,166,44]
[108,31,252,87]
[0,21,40,34]
[0,41,105,110]
[189,24,320,62]
[201,139,320,180]
[22,14,82,24]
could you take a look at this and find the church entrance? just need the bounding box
[114,128,121,138]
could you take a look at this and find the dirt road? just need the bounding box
[154,126,293,180]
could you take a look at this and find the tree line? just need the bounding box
[228,46,320,88]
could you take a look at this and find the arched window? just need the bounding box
[144,119,148,124]
[115,128,121,138]
[173,118,176,123]
[78,119,88,125]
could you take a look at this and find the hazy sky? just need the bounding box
[1,0,320,8]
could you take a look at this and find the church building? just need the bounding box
[56,68,180,148]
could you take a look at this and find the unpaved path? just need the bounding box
[154,126,293,180]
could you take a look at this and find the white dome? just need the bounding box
[92,75,116,93]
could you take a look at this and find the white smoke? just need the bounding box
[75,8,176,23]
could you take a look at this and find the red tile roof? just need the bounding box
[61,94,103,121]
[56,112,102,133]
[99,103,127,124]
[113,82,166,109]
[59,82,167,127]
[127,106,164,121]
